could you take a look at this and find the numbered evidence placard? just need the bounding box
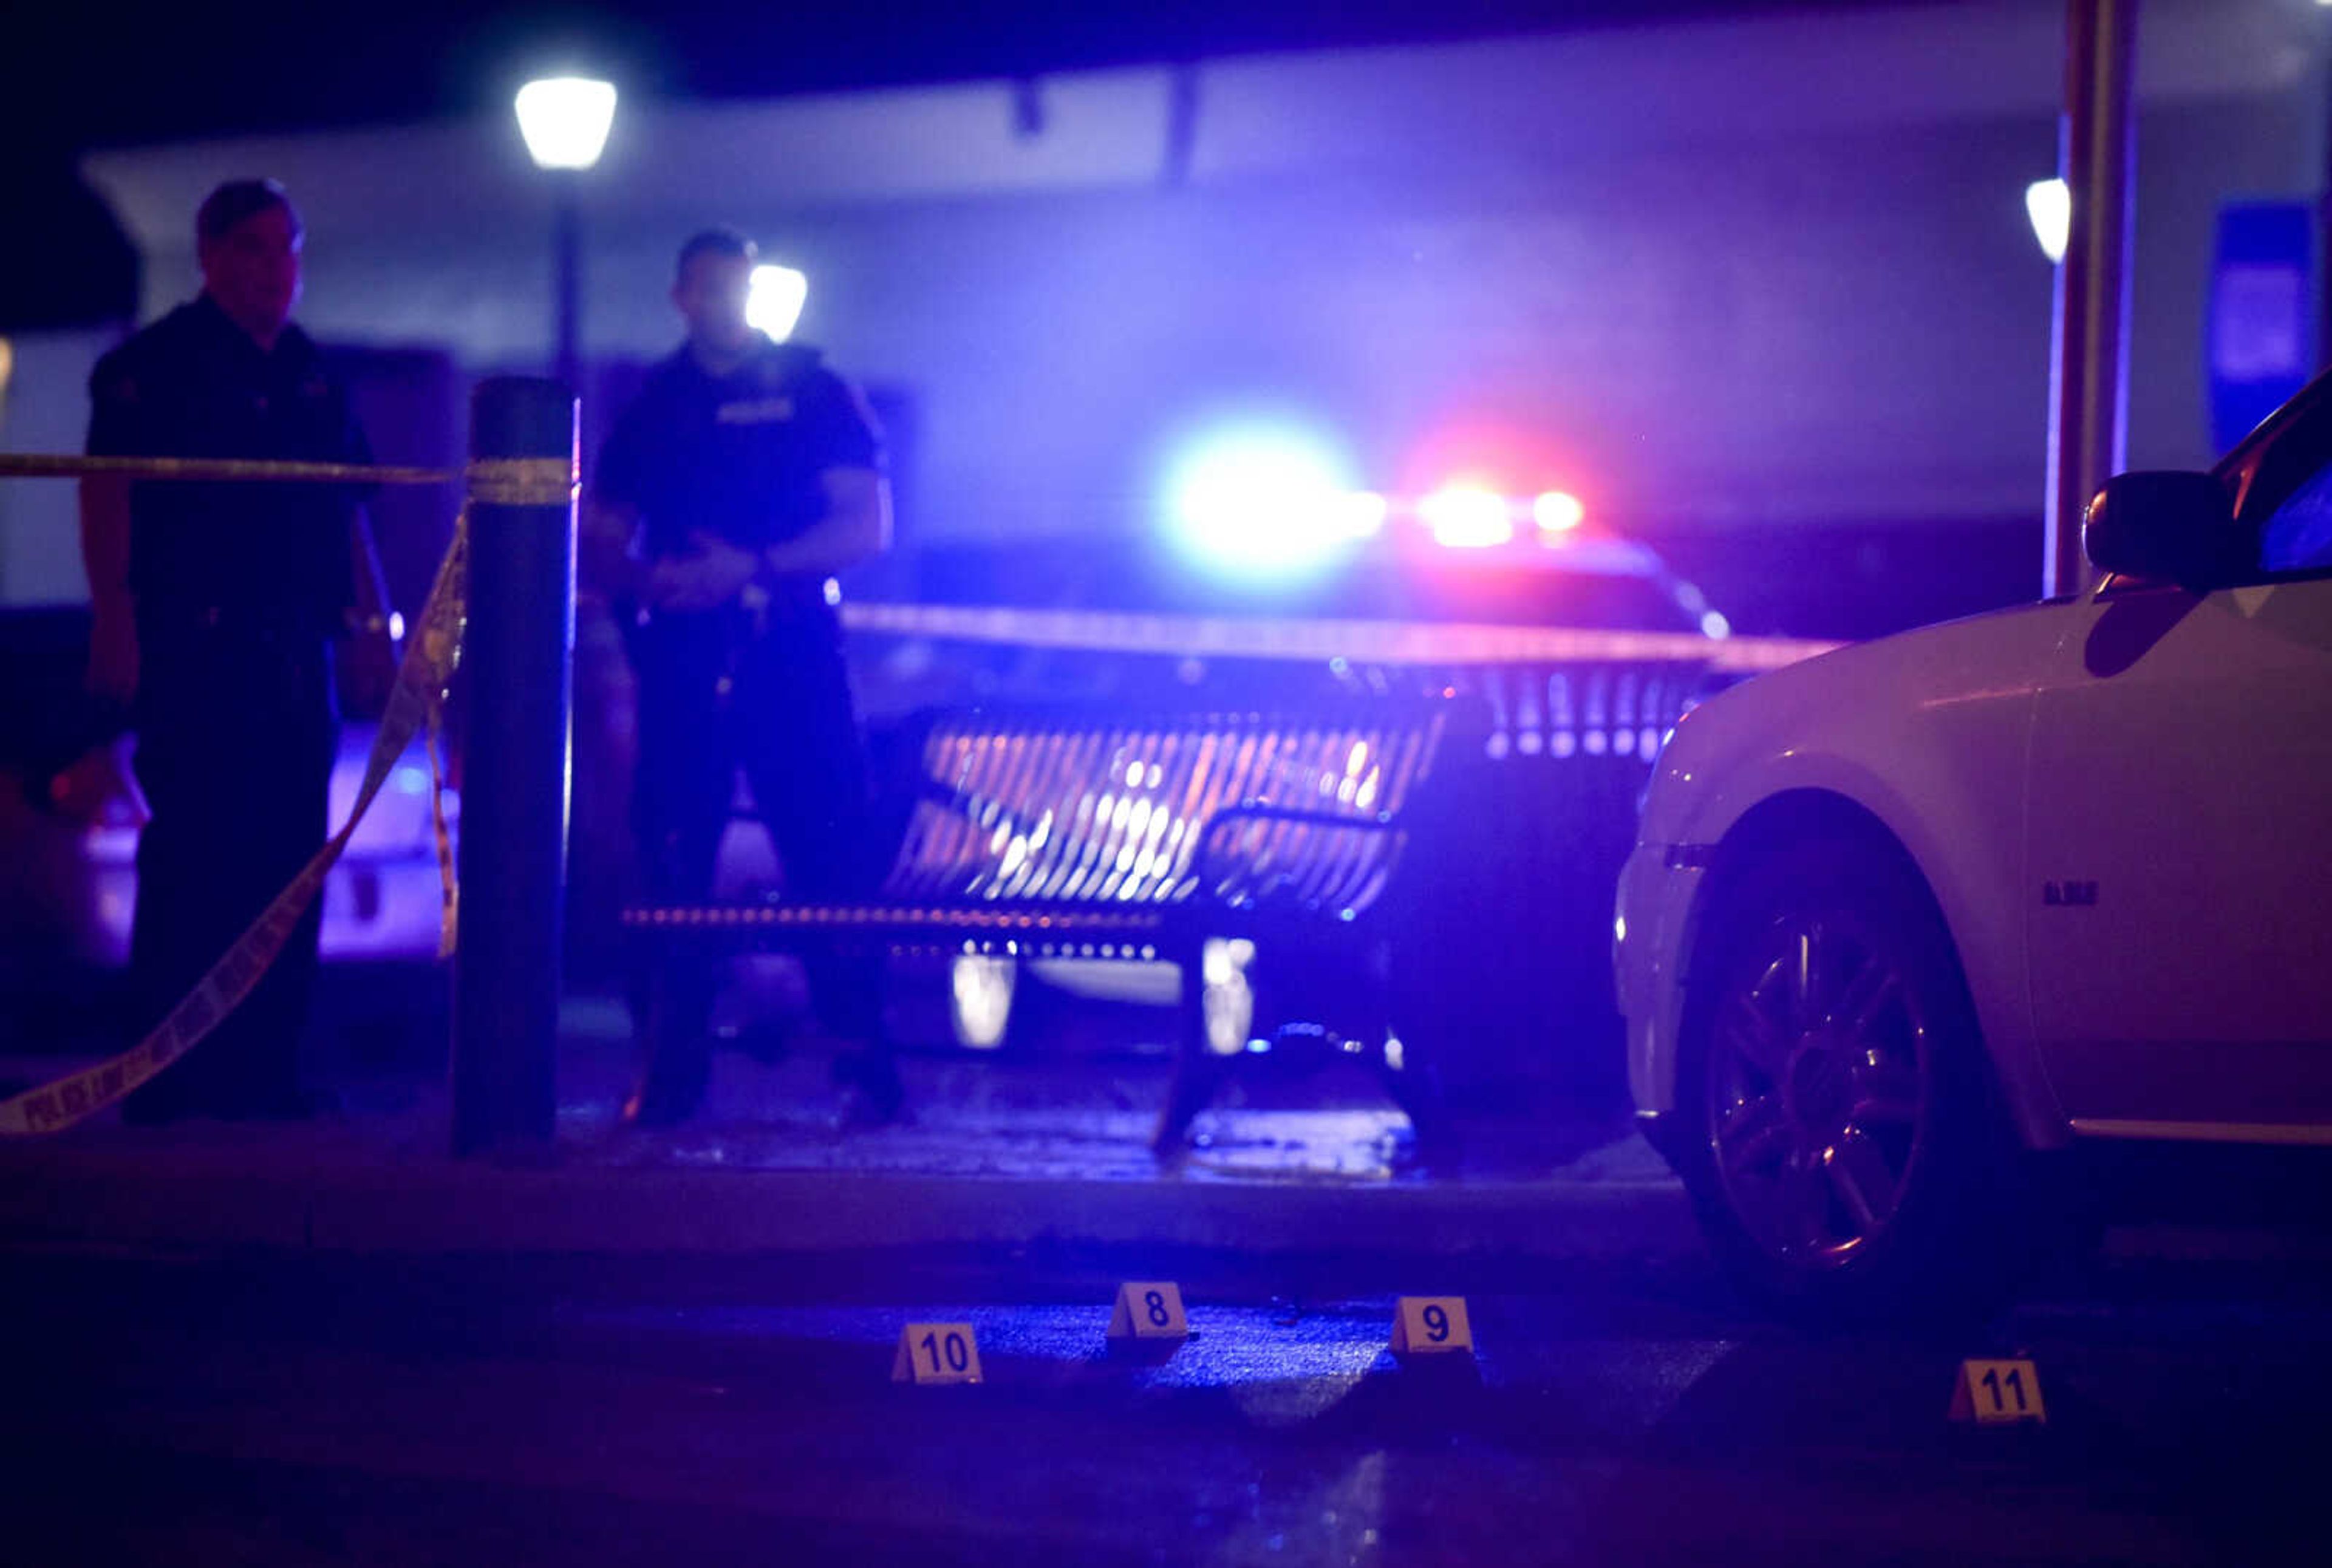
[892,1323,984,1385]
[1108,1282,1190,1343]
[1390,1296,1473,1357]
[1948,1358,2046,1425]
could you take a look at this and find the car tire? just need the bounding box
[1675,832,2025,1323]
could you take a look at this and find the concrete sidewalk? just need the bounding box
[0,998,1695,1265]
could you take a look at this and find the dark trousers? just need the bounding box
[123,620,335,1120]
[629,614,882,1097]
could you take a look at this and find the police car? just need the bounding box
[1615,372,2332,1316]
[859,477,1733,711]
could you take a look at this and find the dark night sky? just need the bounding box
[2,0,1866,327]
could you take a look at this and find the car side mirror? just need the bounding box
[2082,472,2241,591]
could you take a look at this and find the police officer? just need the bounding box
[586,228,898,1127]
[81,179,393,1123]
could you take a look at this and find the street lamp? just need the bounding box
[514,77,616,395]
[2026,177,2071,265]
[746,264,809,342]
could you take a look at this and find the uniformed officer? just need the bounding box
[81,179,393,1122]
[585,228,898,1127]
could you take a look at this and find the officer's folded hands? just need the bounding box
[645,527,761,613]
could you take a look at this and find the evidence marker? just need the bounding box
[1948,1358,2046,1425]
[892,1323,984,1385]
[1390,1296,1473,1357]
[1108,1281,1190,1345]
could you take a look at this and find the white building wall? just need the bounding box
[38,0,2328,564]
[0,329,116,605]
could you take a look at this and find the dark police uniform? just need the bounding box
[87,293,370,1121]
[596,333,885,1119]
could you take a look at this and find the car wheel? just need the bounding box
[1677,834,2020,1320]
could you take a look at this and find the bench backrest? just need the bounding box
[883,704,1454,918]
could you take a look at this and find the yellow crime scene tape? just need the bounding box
[0,448,588,1134]
[838,601,1839,675]
[0,454,451,485]
[0,510,471,1137]
[463,456,578,508]
[0,454,569,499]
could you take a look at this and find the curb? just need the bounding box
[0,1144,1696,1264]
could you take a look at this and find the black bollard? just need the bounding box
[452,377,576,1157]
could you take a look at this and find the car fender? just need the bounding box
[1632,605,2076,1150]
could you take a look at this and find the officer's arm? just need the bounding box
[581,497,649,604]
[756,466,892,580]
[80,476,132,607]
[79,476,138,704]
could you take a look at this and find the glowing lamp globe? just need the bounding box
[516,78,618,171]
[748,265,809,342]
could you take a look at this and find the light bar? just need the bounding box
[1332,491,1388,538]
[1532,491,1586,534]
[1419,487,1513,548]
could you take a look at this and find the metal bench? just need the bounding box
[622,699,1462,1149]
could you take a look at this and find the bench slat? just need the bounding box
[621,703,1463,952]
[889,709,1445,920]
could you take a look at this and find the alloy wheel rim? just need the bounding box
[1705,912,1932,1270]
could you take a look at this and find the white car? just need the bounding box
[1615,375,2332,1315]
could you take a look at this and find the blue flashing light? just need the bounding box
[1164,426,1366,579]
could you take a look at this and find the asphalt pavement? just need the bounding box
[7,982,2332,1564]
[6,1231,2331,1564]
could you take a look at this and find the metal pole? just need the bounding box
[552,173,582,401]
[2045,0,2138,599]
[453,377,576,1157]
[2320,54,2332,376]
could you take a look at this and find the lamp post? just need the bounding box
[514,77,616,396]
[2043,1,2136,601]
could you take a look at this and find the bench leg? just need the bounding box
[1153,961,1230,1155]
[1378,1041,1461,1167]
[624,953,715,1128]
[1377,938,1462,1169]
[1154,1055,1233,1154]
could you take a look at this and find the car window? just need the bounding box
[2222,381,2332,578]
[2259,460,2332,573]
